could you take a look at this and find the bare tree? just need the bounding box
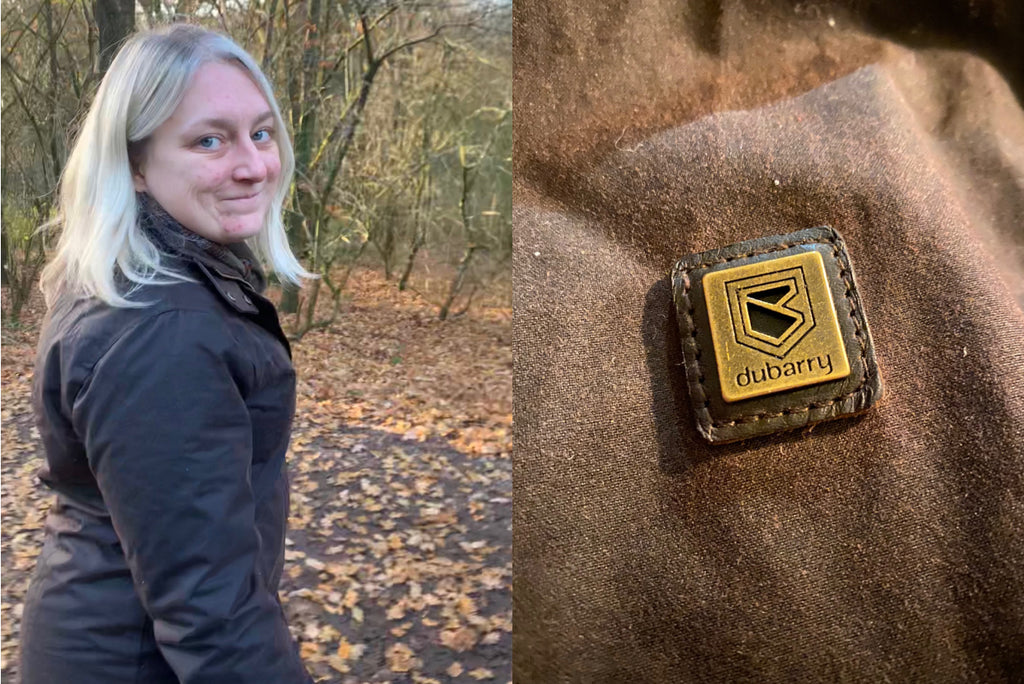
[1,0,90,321]
[275,0,495,322]
[439,107,509,321]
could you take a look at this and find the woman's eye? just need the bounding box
[252,129,272,143]
[197,136,221,150]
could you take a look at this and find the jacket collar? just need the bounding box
[191,260,293,358]
[135,193,292,358]
[191,261,260,315]
[137,192,268,294]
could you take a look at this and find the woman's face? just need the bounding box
[132,60,281,244]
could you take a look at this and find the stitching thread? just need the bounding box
[679,232,872,429]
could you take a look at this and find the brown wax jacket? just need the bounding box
[22,258,313,684]
[513,1,1024,681]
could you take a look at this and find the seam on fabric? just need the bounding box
[71,308,250,424]
[133,613,152,684]
[679,232,872,428]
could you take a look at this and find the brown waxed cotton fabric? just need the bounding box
[513,1,1024,682]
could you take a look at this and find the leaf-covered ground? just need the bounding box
[0,267,512,683]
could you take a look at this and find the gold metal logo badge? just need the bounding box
[703,251,850,402]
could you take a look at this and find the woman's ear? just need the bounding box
[132,171,148,193]
[128,141,148,192]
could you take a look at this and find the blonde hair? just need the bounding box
[40,23,311,308]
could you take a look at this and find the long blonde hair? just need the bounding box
[40,23,311,308]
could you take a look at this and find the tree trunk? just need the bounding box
[294,276,322,336]
[278,206,305,313]
[439,245,479,321]
[398,223,425,291]
[279,0,323,314]
[261,0,279,72]
[93,0,134,76]
[1,224,10,287]
[399,110,434,292]
[45,0,63,176]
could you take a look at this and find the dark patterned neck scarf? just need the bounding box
[137,192,267,294]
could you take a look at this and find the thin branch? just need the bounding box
[0,56,50,102]
[1,66,53,188]
[2,5,46,60]
[322,6,394,81]
[55,1,76,42]
[308,20,465,179]
[377,26,445,63]
[61,42,83,99]
[358,7,375,63]
[213,0,230,34]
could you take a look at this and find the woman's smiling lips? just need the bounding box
[221,193,263,207]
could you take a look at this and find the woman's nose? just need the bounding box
[232,137,268,183]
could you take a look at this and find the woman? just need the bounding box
[20,24,315,684]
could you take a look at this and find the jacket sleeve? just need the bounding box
[71,309,313,684]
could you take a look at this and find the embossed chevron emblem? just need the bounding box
[725,267,816,359]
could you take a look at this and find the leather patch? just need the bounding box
[671,226,883,443]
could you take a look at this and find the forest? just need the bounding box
[2,0,512,332]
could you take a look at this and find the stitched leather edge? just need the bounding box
[671,227,882,443]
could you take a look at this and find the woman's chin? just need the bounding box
[220,216,264,241]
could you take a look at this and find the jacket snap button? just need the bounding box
[243,295,252,305]
[226,291,236,302]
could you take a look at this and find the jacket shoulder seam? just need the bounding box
[74,308,242,406]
